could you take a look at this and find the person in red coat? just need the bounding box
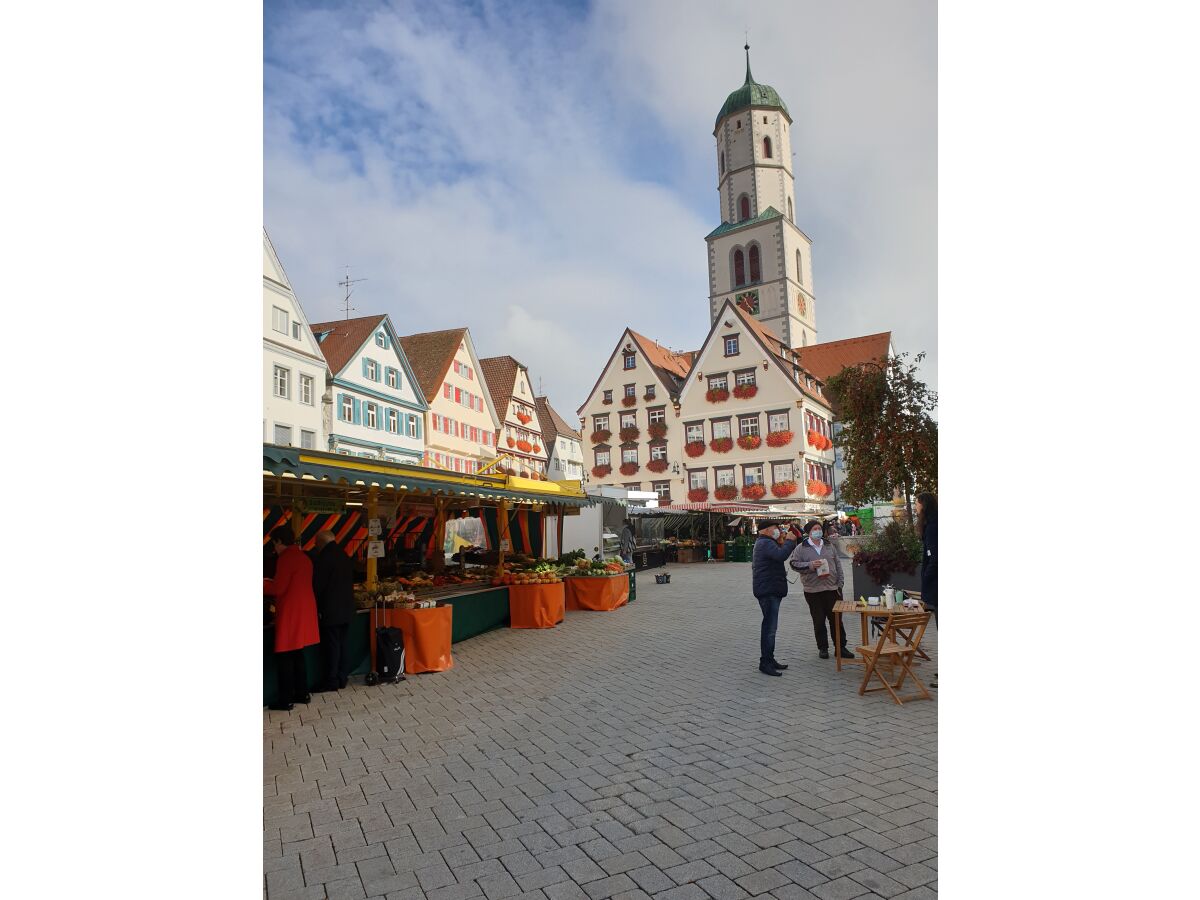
[264,525,320,711]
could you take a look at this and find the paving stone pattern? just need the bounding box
[265,562,937,899]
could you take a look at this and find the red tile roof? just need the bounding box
[309,315,388,376]
[478,356,521,425]
[397,328,468,403]
[535,396,581,444]
[628,330,693,386]
[798,332,892,382]
[721,302,829,405]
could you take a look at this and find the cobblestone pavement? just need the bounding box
[265,562,937,900]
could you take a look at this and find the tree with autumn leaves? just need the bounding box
[825,352,937,521]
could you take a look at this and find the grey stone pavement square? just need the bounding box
[265,561,937,899]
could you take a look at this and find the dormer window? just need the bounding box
[375,332,386,348]
[623,353,636,370]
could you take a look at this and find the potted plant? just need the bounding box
[770,480,798,498]
[646,459,669,473]
[619,462,640,476]
[850,520,923,596]
[742,483,766,500]
[647,422,668,439]
[591,464,612,478]
[713,485,738,501]
[765,430,793,447]
[602,397,612,405]
[516,411,532,424]
[619,426,640,442]
[506,437,515,448]
[590,429,611,444]
[706,388,730,403]
[687,487,709,503]
[737,434,762,450]
[710,437,733,453]
[732,383,758,400]
[516,439,533,453]
[532,444,541,454]
[684,441,706,458]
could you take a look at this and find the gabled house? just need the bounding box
[479,356,549,480]
[263,228,330,450]
[535,396,584,482]
[310,314,428,463]
[397,327,501,475]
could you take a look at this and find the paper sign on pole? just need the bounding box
[499,539,511,551]
[367,541,385,558]
[368,518,382,537]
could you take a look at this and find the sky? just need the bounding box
[264,0,937,419]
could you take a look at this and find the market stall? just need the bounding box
[508,582,565,628]
[562,557,630,611]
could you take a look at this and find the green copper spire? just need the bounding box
[744,42,753,84]
[716,44,790,128]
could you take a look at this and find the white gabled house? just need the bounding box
[263,229,330,450]
[310,314,428,463]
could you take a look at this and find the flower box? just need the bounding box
[765,430,793,448]
[516,440,533,453]
[619,426,640,442]
[516,412,532,424]
[589,429,611,444]
[506,437,515,448]
[647,422,668,439]
[770,480,798,498]
[621,396,637,407]
[602,398,612,405]
[732,383,758,400]
[713,485,738,501]
[806,479,832,497]
[619,462,640,476]
[532,444,541,454]
[687,487,709,503]
[706,388,730,403]
[684,441,706,458]
[807,430,832,451]
[742,483,767,501]
[646,458,669,473]
[591,464,612,478]
[709,437,733,453]
[737,434,762,450]
[643,393,656,402]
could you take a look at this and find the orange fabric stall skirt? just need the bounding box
[369,605,454,674]
[508,583,565,629]
[564,576,629,611]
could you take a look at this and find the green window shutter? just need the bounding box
[336,393,346,421]
[352,398,361,425]
[362,358,369,378]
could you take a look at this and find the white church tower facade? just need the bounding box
[706,46,818,349]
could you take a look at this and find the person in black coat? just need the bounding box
[311,530,357,691]
[915,492,937,623]
[751,519,802,676]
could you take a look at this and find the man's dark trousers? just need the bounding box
[757,594,783,664]
[320,624,350,689]
[804,589,847,652]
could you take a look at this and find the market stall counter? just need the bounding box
[508,582,565,628]
[565,574,630,611]
[368,604,454,674]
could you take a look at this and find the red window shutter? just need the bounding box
[443,383,451,398]
[454,387,461,404]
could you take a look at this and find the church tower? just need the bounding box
[706,46,817,348]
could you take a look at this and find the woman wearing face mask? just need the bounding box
[751,519,802,676]
[789,520,851,660]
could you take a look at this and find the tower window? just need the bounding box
[788,197,793,222]
[738,194,750,222]
[763,137,772,159]
[719,152,725,174]
[749,245,761,283]
[733,249,746,287]
[736,119,741,130]
[796,249,803,285]
[763,116,768,124]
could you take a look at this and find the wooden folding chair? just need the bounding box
[883,592,932,661]
[857,612,933,705]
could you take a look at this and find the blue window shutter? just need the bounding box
[336,392,345,421]
[352,398,361,425]
[362,358,369,378]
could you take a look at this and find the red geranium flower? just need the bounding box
[706,388,730,403]
[590,429,611,444]
[621,396,637,407]
[687,487,709,503]
[737,434,762,450]
[619,426,640,442]
[710,437,733,453]
[646,459,669,473]
[647,422,668,439]
[619,462,640,476]
[714,485,738,501]
[742,483,766,500]
[592,464,612,478]
[684,441,706,458]
[765,430,793,448]
[732,383,758,400]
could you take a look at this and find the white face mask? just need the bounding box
[810,530,823,541]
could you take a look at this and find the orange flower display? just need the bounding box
[742,483,767,500]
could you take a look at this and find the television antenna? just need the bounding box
[338,267,367,319]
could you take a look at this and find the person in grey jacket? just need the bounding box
[752,520,803,676]
[789,521,853,660]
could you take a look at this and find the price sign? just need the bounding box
[366,541,385,559]
[499,539,511,551]
[368,518,382,537]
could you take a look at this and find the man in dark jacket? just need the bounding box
[311,530,357,691]
[752,520,802,676]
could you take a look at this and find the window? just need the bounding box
[735,370,755,387]
[708,374,728,392]
[648,407,665,425]
[763,136,772,158]
[622,448,638,464]
[733,249,746,287]
[341,396,352,421]
[716,468,735,487]
[273,365,289,398]
[689,470,708,490]
[796,249,803,284]
[603,390,613,403]
[749,245,761,282]
[386,368,398,389]
[365,359,379,381]
[300,374,313,405]
[768,411,790,433]
[712,420,731,440]
[408,415,418,437]
[739,414,760,437]
[773,462,793,483]
[291,322,301,340]
[763,116,768,124]
[653,481,671,499]
[788,198,794,223]
[650,444,667,461]
[375,332,386,348]
[725,336,740,357]
[300,429,315,450]
[624,384,636,398]
[736,118,741,130]
[645,384,655,399]
[594,414,609,432]
[387,409,399,433]
[456,388,463,405]
[738,194,750,221]
[719,152,725,174]
[620,412,636,429]
[365,404,377,429]
[623,353,636,370]
[274,424,292,445]
[272,307,288,334]
[685,422,704,443]
[743,464,764,486]
[596,450,611,466]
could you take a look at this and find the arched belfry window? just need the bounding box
[796,249,803,284]
[763,137,772,159]
[749,245,761,283]
[738,194,750,222]
[733,249,746,287]
[719,152,725,174]
[787,197,793,222]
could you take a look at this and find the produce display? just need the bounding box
[570,558,629,577]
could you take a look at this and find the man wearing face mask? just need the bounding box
[752,519,802,676]
[789,520,852,660]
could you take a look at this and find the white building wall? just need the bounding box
[424,335,500,473]
[548,435,585,481]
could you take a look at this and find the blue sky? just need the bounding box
[265,0,936,416]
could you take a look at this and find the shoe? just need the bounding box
[338,679,349,689]
[839,647,856,660]
[294,693,312,705]
[818,649,830,660]
[770,660,789,670]
[758,663,783,676]
[268,702,294,712]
